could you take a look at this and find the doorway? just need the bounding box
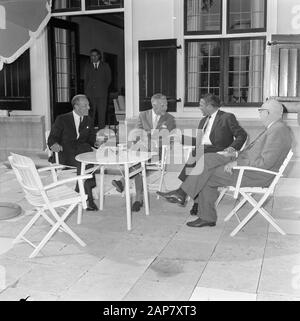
[48,13,125,124]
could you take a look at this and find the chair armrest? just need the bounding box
[43,174,92,191]
[233,166,278,176]
[38,165,66,172]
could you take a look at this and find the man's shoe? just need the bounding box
[190,203,198,216]
[112,180,124,193]
[132,201,143,212]
[86,200,98,211]
[186,217,216,228]
[157,190,187,207]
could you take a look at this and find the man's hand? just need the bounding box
[224,161,237,174]
[50,143,63,153]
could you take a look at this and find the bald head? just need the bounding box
[259,99,283,126]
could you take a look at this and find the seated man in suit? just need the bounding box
[157,99,292,227]
[112,93,176,212]
[180,93,247,215]
[48,94,99,211]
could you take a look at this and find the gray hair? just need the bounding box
[201,93,221,109]
[71,94,88,108]
[151,93,167,103]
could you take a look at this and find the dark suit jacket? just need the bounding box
[186,110,247,153]
[179,110,247,181]
[47,112,96,166]
[84,62,111,99]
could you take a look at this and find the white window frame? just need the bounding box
[174,0,277,119]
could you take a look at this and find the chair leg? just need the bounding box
[29,203,86,258]
[141,161,150,216]
[157,168,165,199]
[224,197,247,222]
[230,192,271,237]
[124,163,132,231]
[77,204,82,225]
[215,188,228,207]
[13,209,43,245]
[99,166,105,211]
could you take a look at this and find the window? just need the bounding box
[184,0,267,107]
[185,0,222,34]
[269,36,300,98]
[52,0,81,12]
[52,0,124,12]
[227,0,266,33]
[86,0,124,10]
[0,50,31,110]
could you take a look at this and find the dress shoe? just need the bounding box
[190,203,198,216]
[157,190,187,207]
[186,217,216,228]
[112,180,124,193]
[132,200,143,212]
[86,200,98,211]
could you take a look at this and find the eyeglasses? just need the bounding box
[258,108,269,113]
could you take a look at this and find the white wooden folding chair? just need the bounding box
[215,136,248,207]
[8,153,92,258]
[224,150,293,237]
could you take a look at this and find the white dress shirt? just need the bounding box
[152,109,160,129]
[73,111,82,139]
[94,62,100,69]
[201,110,218,145]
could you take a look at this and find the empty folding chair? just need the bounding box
[8,153,92,258]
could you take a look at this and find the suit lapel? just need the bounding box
[68,112,77,139]
[209,110,222,141]
[198,116,208,129]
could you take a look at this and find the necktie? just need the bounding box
[241,128,267,154]
[202,116,211,133]
[78,117,83,138]
[94,63,97,70]
[153,114,159,129]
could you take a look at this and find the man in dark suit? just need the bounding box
[47,94,99,211]
[84,48,111,129]
[180,93,247,215]
[157,99,292,227]
[112,93,176,212]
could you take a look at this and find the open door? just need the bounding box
[139,39,179,112]
[48,18,79,122]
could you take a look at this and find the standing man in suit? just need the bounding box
[112,93,176,212]
[180,93,247,215]
[48,94,99,211]
[157,99,292,227]
[84,48,111,129]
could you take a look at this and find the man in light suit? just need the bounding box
[84,48,111,129]
[180,93,247,215]
[112,93,176,212]
[157,99,292,227]
[48,95,99,211]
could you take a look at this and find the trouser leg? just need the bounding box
[97,96,108,130]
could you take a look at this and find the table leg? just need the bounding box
[99,165,105,211]
[124,163,131,230]
[141,161,150,216]
[78,162,86,224]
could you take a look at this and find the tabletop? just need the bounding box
[75,148,154,165]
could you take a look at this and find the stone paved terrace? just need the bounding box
[0,159,300,301]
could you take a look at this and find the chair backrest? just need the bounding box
[113,99,120,112]
[269,149,293,193]
[8,153,45,206]
[240,135,248,152]
[117,95,125,111]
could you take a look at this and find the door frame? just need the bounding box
[48,17,80,122]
